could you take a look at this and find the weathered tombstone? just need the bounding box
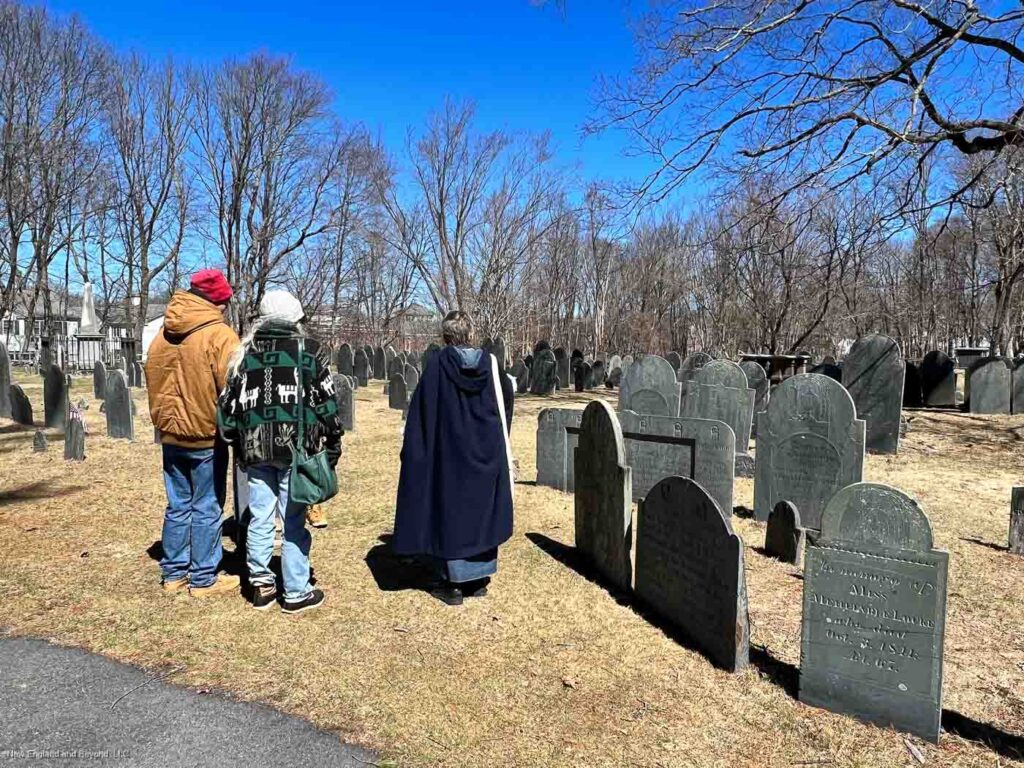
[621,354,634,367]
[678,351,713,394]
[842,334,905,454]
[635,476,749,672]
[406,350,421,369]
[571,348,584,363]
[606,366,622,389]
[810,362,843,382]
[591,360,606,388]
[739,360,768,443]
[0,341,10,419]
[93,360,107,400]
[33,429,47,452]
[132,360,145,388]
[903,361,923,408]
[665,351,683,375]
[682,359,755,456]
[363,344,374,365]
[510,359,530,394]
[38,341,52,377]
[337,343,354,377]
[574,401,633,592]
[1010,487,1024,555]
[800,483,948,743]
[554,347,570,389]
[608,354,622,372]
[388,373,408,411]
[488,335,507,372]
[387,353,404,380]
[105,369,134,440]
[967,357,1012,414]
[1012,359,1024,415]
[372,347,387,380]
[348,370,359,390]
[573,361,591,392]
[353,349,370,387]
[64,406,85,461]
[529,348,558,395]
[618,355,682,417]
[920,350,956,407]
[764,500,804,565]
[384,345,397,376]
[333,374,355,432]
[43,364,68,430]
[754,373,865,530]
[9,384,32,426]
[404,363,420,393]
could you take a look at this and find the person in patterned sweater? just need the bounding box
[218,290,343,614]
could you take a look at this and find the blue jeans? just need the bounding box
[246,465,313,602]
[160,443,228,588]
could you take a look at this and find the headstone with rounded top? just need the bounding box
[682,359,755,455]
[43,364,68,430]
[337,343,354,377]
[920,351,955,407]
[764,500,804,564]
[554,346,570,389]
[665,351,682,375]
[510,360,530,393]
[529,348,558,395]
[93,360,107,400]
[373,347,387,380]
[105,369,134,440]
[33,429,47,452]
[842,334,905,454]
[404,363,420,393]
[618,355,681,417]
[0,341,10,419]
[332,374,355,432]
[903,361,923,407]
[64,406,86,461]
[678,351,713,395]
[10,384,32,426]
[967,357,1011,414]
[353,349,370,387]
[388,373,407,411]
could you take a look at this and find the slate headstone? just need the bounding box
[93,360,107,400]
[842,334,905,454]
[1012,359,1024,415]
[920,351,956,407]
[404,363,420,393]
[44,364,68,430]
[373,347,386,380]
[529,348,558,395]
[0,341,10,419]
[591,360,606,388]
[406,350,421,369]
[967,357,1011,414]
[387,352,404,381]
[618,355,682,417]
[388,373,408,411]
[665,351,682,375]
[606,366,622,389]
[903,361,923,408]
[33,429,47,452]
[1010,487,1024,556]
[636,476,749,672]
[10,383,32,426]
[682,359,755,455]
[337,343,354,377]
[332,374,355,433]
[607,354,622,374]
[764,500,804,565]
[64,406,85,461]
[754,373,865,530]
[511,360,530,394]
[573,361,591,392]
[105,369,134,440]
[810,362,843,382]
[739,360,769,431]
[678,351,713,394]
[800,483,948,743]
[574,400,633,592]
[353,349,370,387]
[554,347,570,389]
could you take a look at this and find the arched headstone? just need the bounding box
[332,374,355,432]
[510,359,530,393]
[10,383,32,426]
[968,357,1011,414]
[404,363,420,393]
[554,347,570,389]
[903,361,923,407]
[678,351,713,394]
[353,349,370,387]
[0,341,10,419]
[665,351,682,374]
[682,359,755,455]
[920,351,955,407]
[44,364,68,430]
[372,347,386,380]
[93,360,107,400]
[337,343,354,377]
[842,334,905,454]
[388,373,407,411]
[529,348,558,395]
[618,355,681,417]
[105,369,134,440]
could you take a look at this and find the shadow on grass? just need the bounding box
[942,710,1024,760]
[0,480,86,508]
[960,536,1009,553]
[364,533,435,593]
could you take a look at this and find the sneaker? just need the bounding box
[251,583,278,611]
[189,574,240,598]
[162,577,188,594]
[306,505,328,529]
[430,582,464,606]
[281,588,326,615]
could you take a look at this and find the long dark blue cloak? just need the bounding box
[393,345,515,560]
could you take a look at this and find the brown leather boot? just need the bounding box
[306,505,328,529]
[189,574,240,597]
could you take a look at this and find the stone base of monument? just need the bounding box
[735,453,755,478]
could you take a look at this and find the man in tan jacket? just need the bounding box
[146,269,240,597]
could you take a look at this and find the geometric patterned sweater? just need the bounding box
[218,321,343,469]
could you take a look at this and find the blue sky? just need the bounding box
[47,0,652,188]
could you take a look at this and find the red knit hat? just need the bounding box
[190,269,233,305]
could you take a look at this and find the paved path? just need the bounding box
[0,636,377,767]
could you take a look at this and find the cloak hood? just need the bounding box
[439,345,489,394]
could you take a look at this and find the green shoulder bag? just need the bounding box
[289,337,339,506]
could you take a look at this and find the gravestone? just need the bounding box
[571,349,584,363]
[1012,360,1024,415]
[665,351,683,375]
[529,348,558,395]
[484,335,507,372]
[618,355,681,417]
[810,362,843,382]
[373,347,386,380]
[33,429,47,452]
[388,373,408,411]
[93,360,107,400]
[678,351,713,395]
[574,401,633,592]
[968,357,1011,414]
[800,483,948,743]
[105,369,134,440]
[554,347,570,390]
[363,344,373,364]
[510,360,530,393]
[635,476,749,672]
[353,349,370,387]
[406,350,421,368]
[537,407,735,513]
[1010,487,1024,555]
[592,360,606,388]
[920,351,956,407]
[0,341,10,419]
[337,343,354,377]
[739,360,769,431]
[754,373,865,530]
[333,374,355,432]
[607,354,622,374]
[621,354,634,368]
[573,361,591,392]
[842,334,905,454]
[10,384,32,426]
[903,361,923,408]
[682,359,755,456]
[64,406,85,461]
[404,363,420,393]
[388,353,404,381]
[764,500,804,565]
[43,365,68,430]
[384,346,397,377]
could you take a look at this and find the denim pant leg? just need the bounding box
[246,465,280,588]
[188,447,223,588]
[160,446,191,583]
[279,469,313,602]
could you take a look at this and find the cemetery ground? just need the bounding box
[1,372,1023,768]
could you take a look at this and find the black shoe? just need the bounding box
[282,588,326,614]
[430,582,463,606]
[463,579,490,598]
[251,584,278,611]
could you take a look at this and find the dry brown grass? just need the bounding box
[1,372,1023,767]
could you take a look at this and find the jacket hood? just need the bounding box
[439,345,490,394]
[163,290,227,339]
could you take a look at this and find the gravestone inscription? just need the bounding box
[682,359,755,455]
[842,334,905,454]
[800,483,948,743]
[635,476,749,672]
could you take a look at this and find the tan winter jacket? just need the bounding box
[145,291,240,449]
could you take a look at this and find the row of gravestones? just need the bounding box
[572,399,948,743]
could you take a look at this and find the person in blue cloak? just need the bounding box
[392,310,515,606]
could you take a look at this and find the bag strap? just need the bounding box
[295,336,306,452]
[490,353,515,501]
